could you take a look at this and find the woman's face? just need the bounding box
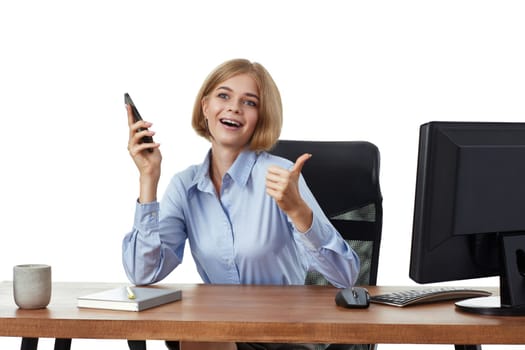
[202,73,260,151]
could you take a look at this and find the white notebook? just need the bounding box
[77,286,182,312]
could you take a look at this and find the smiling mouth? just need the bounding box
[220,118,242,128]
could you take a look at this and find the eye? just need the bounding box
[217,93,229,100]
[243,99,257,107]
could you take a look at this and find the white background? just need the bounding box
[1,1,524,349]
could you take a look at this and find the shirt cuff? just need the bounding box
[296,215,332,251]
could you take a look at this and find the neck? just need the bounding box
[210,146,243,194]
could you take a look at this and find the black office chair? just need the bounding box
[272,140,382,350]
[272,140,383,288]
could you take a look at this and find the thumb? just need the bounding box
[291,153,312,175]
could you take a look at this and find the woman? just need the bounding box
[123,58,360,350]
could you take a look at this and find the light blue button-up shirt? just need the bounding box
[122,149,360,288]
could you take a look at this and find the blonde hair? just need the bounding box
[192,59,282,152]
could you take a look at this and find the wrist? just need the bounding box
[139,174,159,203]
[287,202,313,233]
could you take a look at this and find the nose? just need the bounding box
[227,99,241,113]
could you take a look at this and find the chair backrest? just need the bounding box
[271,140,383,286]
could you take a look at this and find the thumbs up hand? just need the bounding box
[266,153,313,232]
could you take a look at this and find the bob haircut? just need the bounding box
[192,59,282,152]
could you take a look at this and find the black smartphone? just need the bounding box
[124,92,154,152]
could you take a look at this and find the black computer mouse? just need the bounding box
[335,287,370,309]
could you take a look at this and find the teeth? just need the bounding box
[221,119,241,127]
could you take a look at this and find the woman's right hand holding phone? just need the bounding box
[126,104,162,203]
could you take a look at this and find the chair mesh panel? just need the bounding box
[304,204,375,287]
[331,203,376,222]
[304,240,372,286]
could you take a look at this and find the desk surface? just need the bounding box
[0,282,522,345]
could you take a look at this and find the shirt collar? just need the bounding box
[228,149,258,187]
[189,149,258,195]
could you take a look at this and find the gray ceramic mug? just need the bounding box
[13,264,52,309]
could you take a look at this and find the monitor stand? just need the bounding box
[456,232,525,316]
[456,296,525,316]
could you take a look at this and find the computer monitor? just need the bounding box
[409,121,525,316]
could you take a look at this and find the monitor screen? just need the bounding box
[409,121,525,316]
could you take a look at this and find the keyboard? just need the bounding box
[370,287,492,307]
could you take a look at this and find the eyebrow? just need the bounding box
[216,86,260,101]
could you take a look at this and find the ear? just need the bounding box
[201,96,209,118]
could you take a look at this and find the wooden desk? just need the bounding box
[0,282,523,345]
